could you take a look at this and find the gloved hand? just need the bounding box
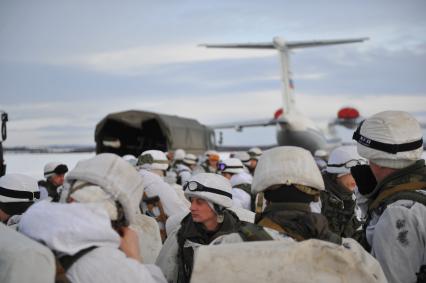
[350,165,377,196]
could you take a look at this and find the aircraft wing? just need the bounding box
[210,118,278,131]
[286,38,369,49]
[199,43,274,49]
[199,38,368,50]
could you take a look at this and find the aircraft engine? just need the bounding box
[335,107,361,129]
[274,108,283,120]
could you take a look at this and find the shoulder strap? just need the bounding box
[257,217,305,242]
[238,222,273,241]
[234,183,252,196]
[374,190,426,215]
[369,181,426,211]
[58,246,98,272]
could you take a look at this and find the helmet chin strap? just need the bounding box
[206,200,226,223]
[213,203,225,223]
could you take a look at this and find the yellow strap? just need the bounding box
[257,217,304,241]
[369,181,426,210]
[255,192,264,214]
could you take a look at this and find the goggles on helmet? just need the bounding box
[217,163,243,172]
[183,181,232,199]
[328,159,368,169]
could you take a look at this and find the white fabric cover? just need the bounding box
[176,163,192,186]
[230,171,253,187]
[366,198,426,283]
[314,149,328,158]
[231,188,251,210]
[19,201,121,256]
[139,169,189,217]
[123,154,138,167]
[326,145,363,175]
[139,150,169,171]
[252,146,325,194]
[70,183,118,220]
[44,162,65,178]
[0,173,39,202]
[174,149,186,161]
[156,228,180,282]
[227,206,255,223]
[232,151,251,165]
[222,158,244,174]
[65,153,144,224]
[165,211,188,236]
[184,173,233,208]
[183,153,197,165]
[18,201,165,283]
[248,147,263,159]
[131,214,163,264]
[171,183,191,208]
[191,239,387,283]
[356,110,423,169]
[0,222,55,283]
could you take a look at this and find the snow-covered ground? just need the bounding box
[4,152,95,180]
[4,150,426,180]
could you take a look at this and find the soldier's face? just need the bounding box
[0,208,10,223]
[248,159,257,169]
[190,197,217,224]
[222,172,232,180]
[50,174,65,186]
[337,173,356,192]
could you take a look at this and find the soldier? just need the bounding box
[351,110,426,283]
[320,146,365,239]
[19,153,166,283]
[1,222,55,283]
[175,153,197,186]
[156,173,270,283]
[252,146,341,243]
[246,147,262,176]
[219,158,252,211]
[193,150,220,174]
[38,162,68,201]
[0,173,40,227]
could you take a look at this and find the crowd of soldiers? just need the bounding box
[0,110,425,283]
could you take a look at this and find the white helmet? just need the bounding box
[248,147,263,160]
[137,150,169,171]
[0,174,40,216]
[183,173,232,208]
[353,110,423,169]
[252,146,325,194]
[314,149,328,159]
[220,158,245,174]
[326,146,366,175]
[183,153,197,165]
[174,149,186,161]
[232,151,251,166]
[44,162,68,178]
[65,153,144,224]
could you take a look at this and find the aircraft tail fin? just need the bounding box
[200,37,369,116]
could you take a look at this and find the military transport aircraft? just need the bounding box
[200,36,368,153]
[96,37,369,157]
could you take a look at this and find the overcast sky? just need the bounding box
[1,0,425,147]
